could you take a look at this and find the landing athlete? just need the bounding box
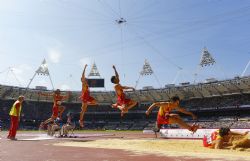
[203,127,249,149]
[146,96,199,133]
[111,65,137,117]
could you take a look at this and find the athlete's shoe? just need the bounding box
[39,122,45,130]
[111,103,118,108]
[79,120,84,128]
[153,127,160,133]
[9,137,17,141]
[190,123,199,133]
[120,108,128,117]
[152,127,160,138]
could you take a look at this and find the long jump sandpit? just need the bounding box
[1,131,250,161]
[55,138,250,161]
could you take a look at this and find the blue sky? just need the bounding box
[0,0,250,91]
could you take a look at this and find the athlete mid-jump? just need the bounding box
[79,64,97,127]
[111,65,137,117]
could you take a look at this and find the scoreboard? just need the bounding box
[86,78,105,88]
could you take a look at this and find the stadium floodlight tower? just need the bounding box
[87,62,105,88]
[26,59,54,91]
[88,62,101,77]
[140,59,154,76]
[135,59,161,89]
[199,47,216,67]
[194,47,217,83]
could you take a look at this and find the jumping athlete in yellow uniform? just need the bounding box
[146,96,199,133]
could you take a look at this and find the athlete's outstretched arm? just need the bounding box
[81,64,88,82]
[214,139,224,149]
[112,65,119,79]
[176,107,197,120]
[230,131,249,136]
[62,91,71,100]
[146,102,167,115]
[121,86,135,91]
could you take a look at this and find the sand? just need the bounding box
[54,139,250,161]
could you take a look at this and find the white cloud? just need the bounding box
[48,48,61,63]
[60,84,71,91]
[32,34,63,64]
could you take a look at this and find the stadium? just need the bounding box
[1,1,250,161]
[1,65,250,161]
[1,76,250,131]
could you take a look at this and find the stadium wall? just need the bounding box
[158,129,250,139]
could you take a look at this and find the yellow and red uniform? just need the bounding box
[203,130,222,147]
[211,130,222,141]
[80,85,94,103]
[157,102,176,127]
[8,100,22,139]
[117,92,131,106]
[52,95,63,118]
[114,86,131,106]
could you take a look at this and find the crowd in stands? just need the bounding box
[0,85,250,131]
[1,75,250,104]
[182,94,250,110]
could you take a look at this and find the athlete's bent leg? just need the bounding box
[126,100,137,110]
[169,116,198,132]
[88,99,98,106]
[42,115,57,127]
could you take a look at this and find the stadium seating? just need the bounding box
[0,76,250,130]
